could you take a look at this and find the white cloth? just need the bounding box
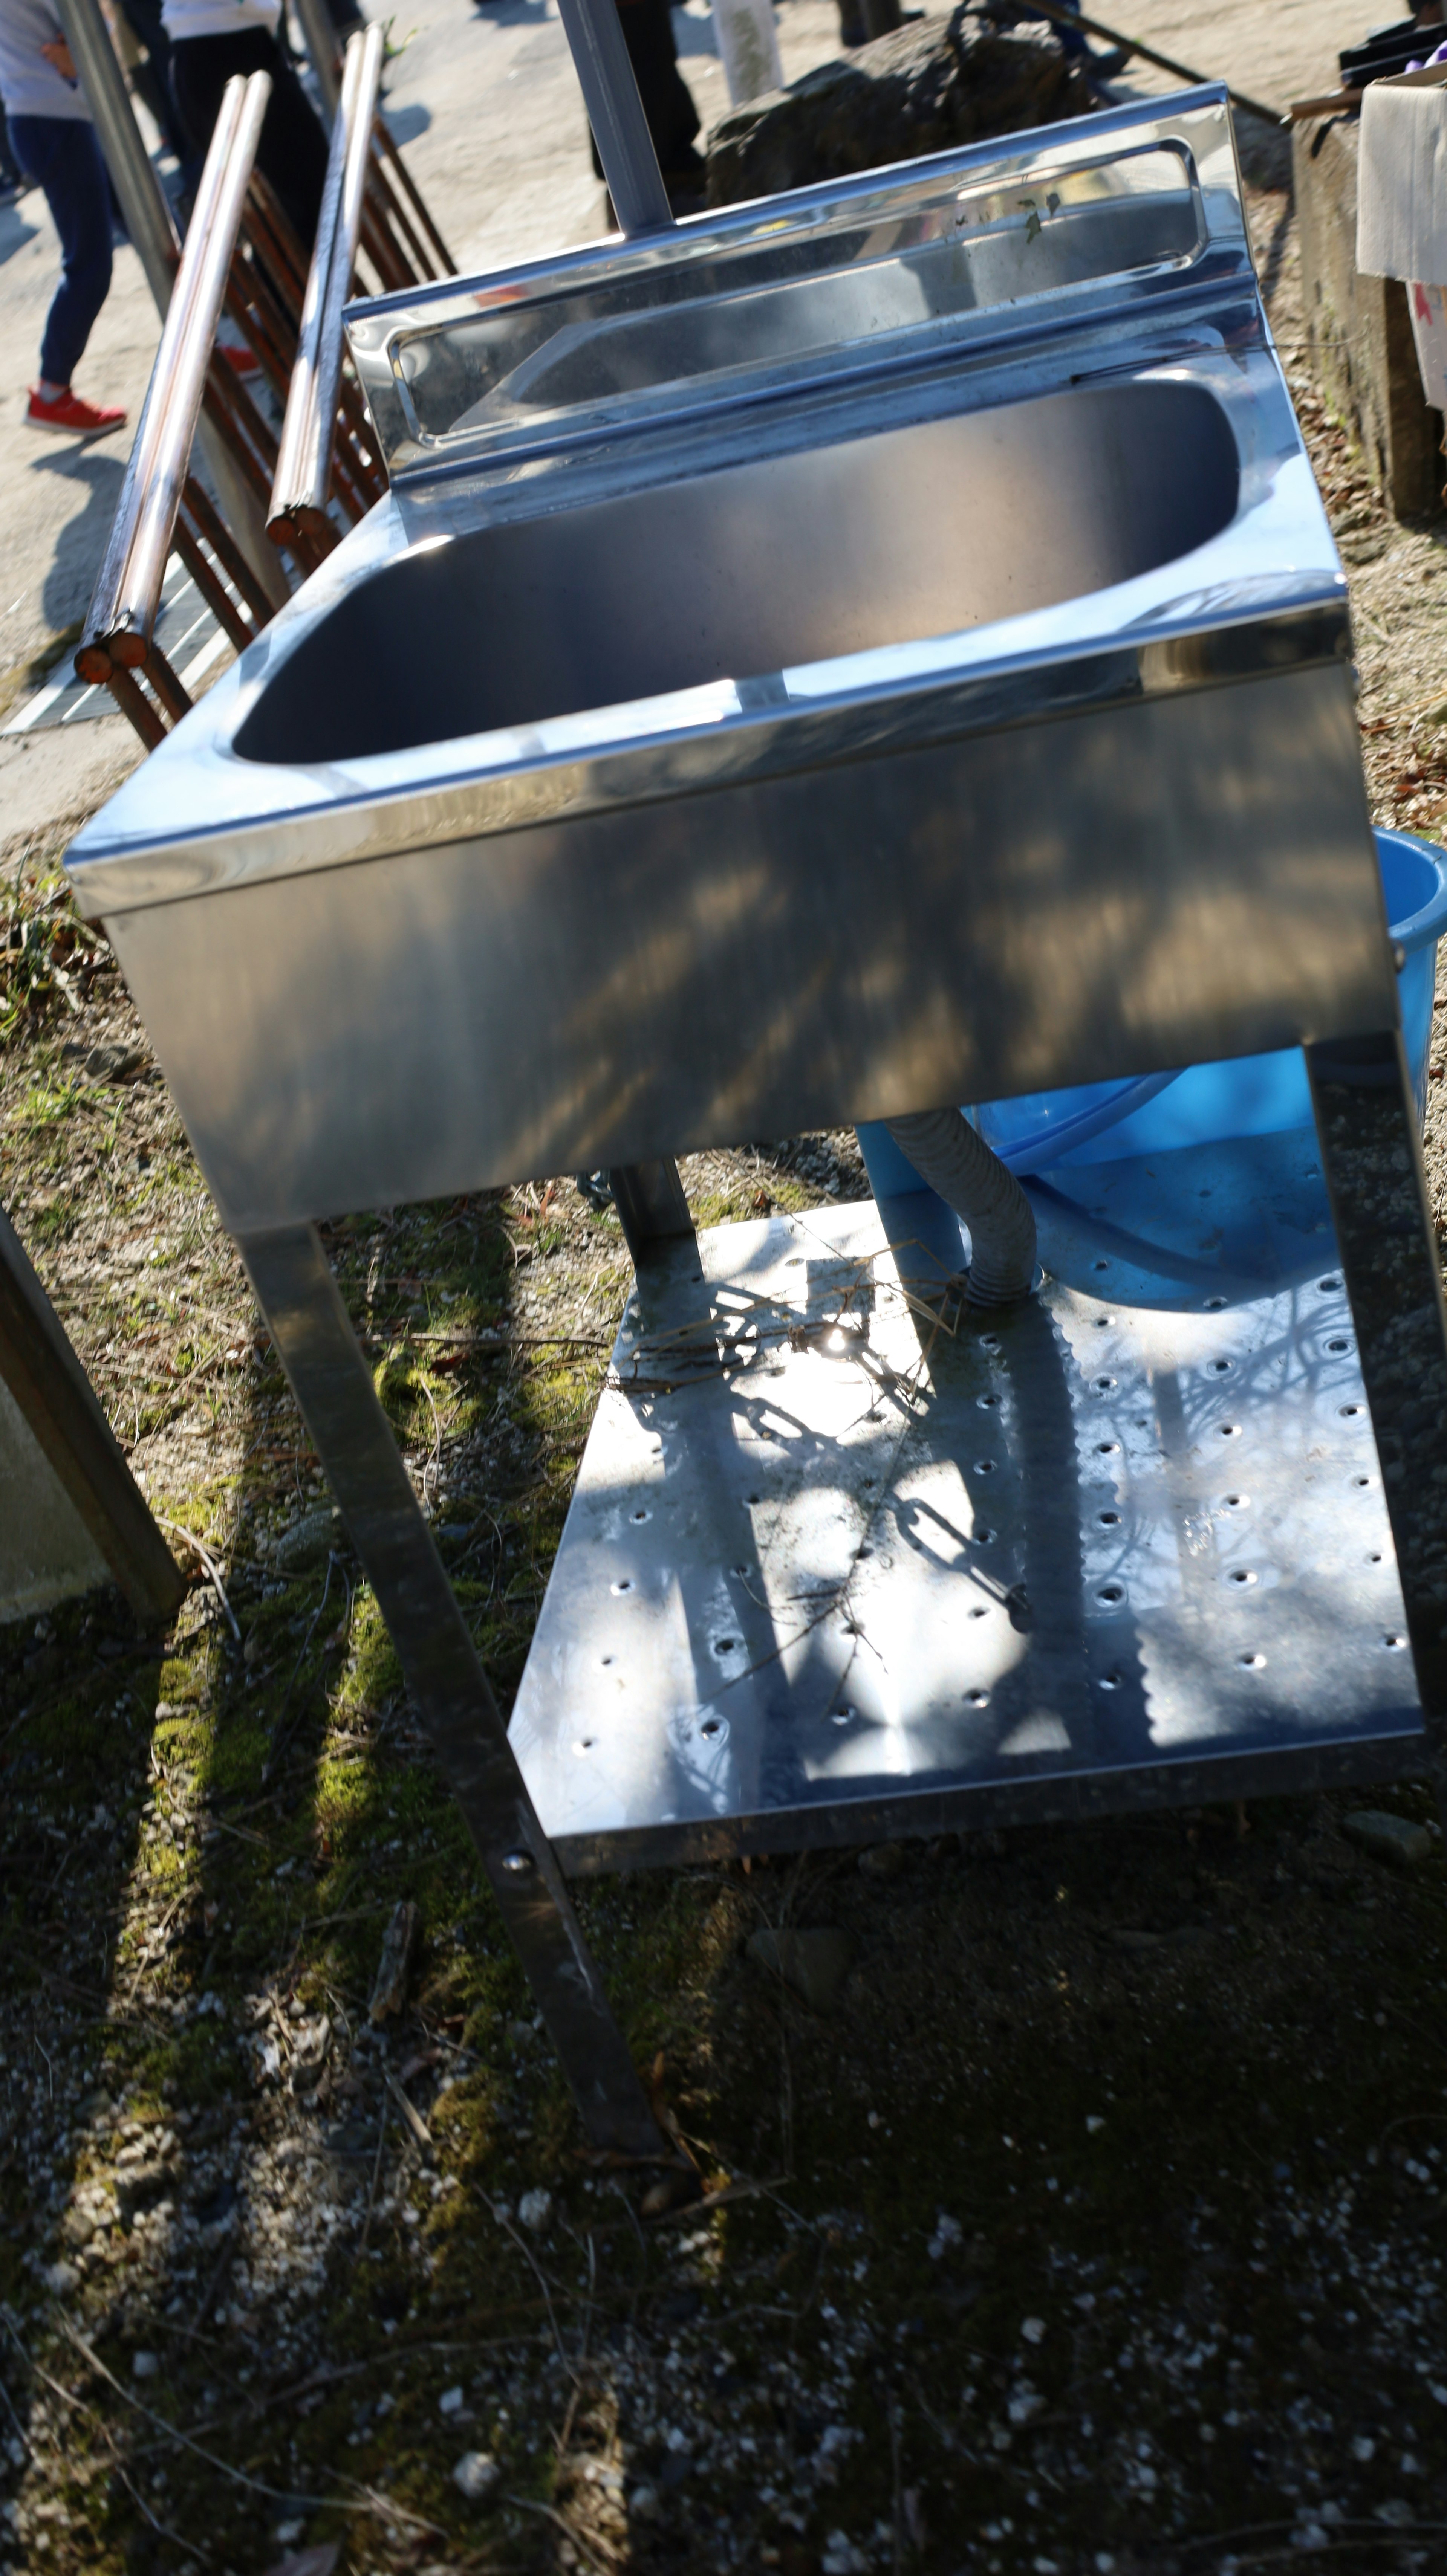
[0,0,92,122]
[160,0,281,40]
[1358,69,1447,283]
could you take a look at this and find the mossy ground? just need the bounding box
[6,171,1447,2576]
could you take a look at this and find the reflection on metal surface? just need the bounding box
[509,1202,1422,1870]
[64,90,1392,1235]
[347,103,1223,479]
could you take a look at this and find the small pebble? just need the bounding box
[132,2352,159,2380]
[518,2188,552,2232]
[439,2384,464,2416]
[1343,1810,1432,1870]
[452,2449,500,2502]
[1021,2315,1046,2344]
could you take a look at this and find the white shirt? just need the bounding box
[160,0,281,39]
[0,0,93,121]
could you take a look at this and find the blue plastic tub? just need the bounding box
[858,829,1447,1202]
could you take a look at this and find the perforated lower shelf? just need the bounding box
[508,1201,1424,1871]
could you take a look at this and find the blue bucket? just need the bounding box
[858,829,1447,1202]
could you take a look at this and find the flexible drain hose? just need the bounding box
[884,1107,1037,1305]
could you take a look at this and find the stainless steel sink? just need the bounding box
[59,80,1447,2166]
[65,86,1387,1241]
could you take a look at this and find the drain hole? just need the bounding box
[1097,1440,1120,1456]
[1239,1652,1266,1670]
[1338,1402,1364,1419]
[977,1393,1000,1410]
[1326,1337,1350,1355]
[980,1335,1001,1352]
[1098,1583,1125,1606]
[713,1636,739,1656]
[1208,1358,1231,1375]
[1093,1375,1117,1392]
[1353,1474,1374,1488]
[1223,1493,1248,1510]
[631,1506,651,1523]
[1384,1633,1407,1652]
[968,1605,988,1620]
[1203,1295,1227,1311]
[965,1688,989,1708]
[972,1526,997,1546]
[611,1578,633,1595]
[1218,1424,1242,1439]
[1318,1275,1342,1293]
[701,1717,724,1739]
[974,1458,997,1475]
[1228,1568,1257,1587]
[1093,1259,1109,1272]
[574,1737,597,1755]
[1099,1670,1123,1691]
[832,1706,855,1726]
[1098,1510,1121,1527]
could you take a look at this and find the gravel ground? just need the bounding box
[7,158,1447,2576]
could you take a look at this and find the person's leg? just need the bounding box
[169,26,261,170]
[116,0,191,166]
[252,39,329,252]
[10,118,113,383]
[0,107,24,197]
[9,115,125,430]
[171,26,328,253]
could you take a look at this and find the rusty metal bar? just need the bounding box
[103,664,167,747]
[367,133,437,281]
[373,114,455,274]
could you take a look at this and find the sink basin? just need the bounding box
[64,86,1393,1242]
[236,378,1238,765]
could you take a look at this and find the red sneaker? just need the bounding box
[25,386,127,438]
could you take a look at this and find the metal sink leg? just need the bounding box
[606,1158,697,1272]
[239,1223,667,2159]
[1309,1030,1447,1820]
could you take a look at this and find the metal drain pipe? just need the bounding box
[884,1107,1038,1305]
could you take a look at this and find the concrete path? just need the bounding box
[0,0,1375,846]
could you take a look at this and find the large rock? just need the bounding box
[705,6,1095,208]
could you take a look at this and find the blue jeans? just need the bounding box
[8,116,112,387]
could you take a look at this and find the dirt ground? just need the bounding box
[11,95,1447,2576]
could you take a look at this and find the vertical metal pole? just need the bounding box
[606,1160,697,1270]
[554,0,673,236]
[52,0,290,613]
[1307,1029,1447,1812]
[52,0,180,307]
[291,0,343,125]
[239,1226,667,2159]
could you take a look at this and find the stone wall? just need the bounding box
[1294,113,1443,521]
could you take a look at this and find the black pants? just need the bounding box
[591,0,701,188]
[170,26,329,255]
